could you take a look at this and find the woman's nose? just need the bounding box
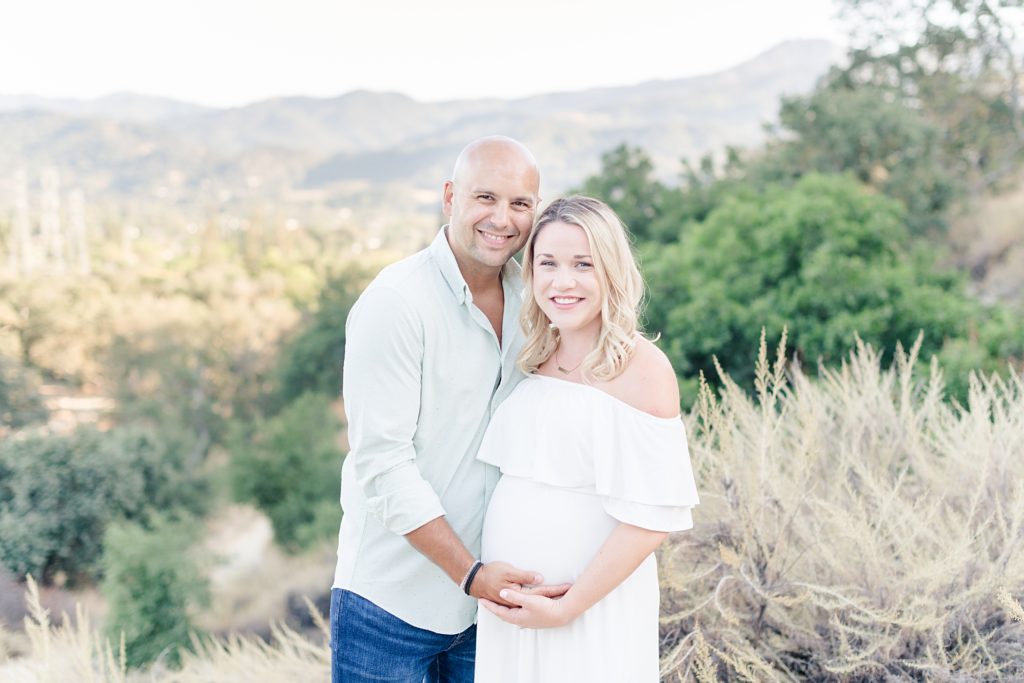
[553,269,576,289]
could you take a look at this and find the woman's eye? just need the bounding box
[575,262,593,269]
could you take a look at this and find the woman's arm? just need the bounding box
[480,522,668,629]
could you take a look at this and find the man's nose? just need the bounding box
[490,202,510,228]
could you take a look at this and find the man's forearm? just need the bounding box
[404,516,475,585]
[405,516,562,606]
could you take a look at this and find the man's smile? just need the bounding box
[478,229,514,245]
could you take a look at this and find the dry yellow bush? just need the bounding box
[660,332,1024,681]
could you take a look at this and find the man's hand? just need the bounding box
[469,561,571,607]
[480,587,580,629]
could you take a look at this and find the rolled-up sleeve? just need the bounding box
[342,287,446,535]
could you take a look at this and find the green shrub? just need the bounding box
[937,307,1024,403]
[230,392,344,551]
[102,516,207,669]
[0,426,207,583]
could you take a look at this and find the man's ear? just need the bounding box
[442,181,455,218]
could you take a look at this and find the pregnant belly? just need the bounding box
[481,475,618,585]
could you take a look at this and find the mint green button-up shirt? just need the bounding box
[333,227,526,634]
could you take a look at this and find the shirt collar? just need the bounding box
[431,226,523,305]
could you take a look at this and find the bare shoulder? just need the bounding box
[601,339,680,418]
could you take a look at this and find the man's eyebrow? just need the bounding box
[469,188,534,204]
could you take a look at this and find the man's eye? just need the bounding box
[477,194,494,201]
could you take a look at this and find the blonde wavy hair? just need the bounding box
[518,195,645,381]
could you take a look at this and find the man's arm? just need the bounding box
[343,287,446,535]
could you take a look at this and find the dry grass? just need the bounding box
[659,331,1024,681]
[158,600,329,683]
[3,336,1022,681]
[0,578,330,683]
[0,576,126,683]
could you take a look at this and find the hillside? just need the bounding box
[0,40,839,232]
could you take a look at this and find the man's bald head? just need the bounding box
[451,136,540,189]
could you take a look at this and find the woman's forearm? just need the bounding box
[561,523,668,619]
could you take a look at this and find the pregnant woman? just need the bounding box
[474,196,699,681]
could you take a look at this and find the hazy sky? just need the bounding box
[4,0,847,107]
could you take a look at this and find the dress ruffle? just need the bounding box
[477,375,699,532]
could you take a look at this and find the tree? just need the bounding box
[274,272,359,408]
[0,274,114,384]
[757,86,957,235]
[105,260,301,461]
[0,426,205,583]
[230,393,345,551]
[833,0,1024,193]
[102,516,207,668]
[643,174,973,403]
[575,144,672,242]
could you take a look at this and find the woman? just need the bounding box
[473,196,699,681]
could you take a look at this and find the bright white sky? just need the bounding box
[2,0,848,107]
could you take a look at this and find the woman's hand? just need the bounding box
[479,588,580,629]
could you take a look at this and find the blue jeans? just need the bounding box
[330,588,476,683]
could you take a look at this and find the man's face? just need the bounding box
[443,145,540,274]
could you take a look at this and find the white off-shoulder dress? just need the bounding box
[474,374,699,682]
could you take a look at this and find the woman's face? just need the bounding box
[531,220,603,337]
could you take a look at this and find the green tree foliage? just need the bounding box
[230,393,344,551]
[0,426,206,583]
[757,86,957,235]
[102,516,207,669]
[274,273,359,408]
[575,144,672,242]
[0,356,47,428]
[643,174,972,403]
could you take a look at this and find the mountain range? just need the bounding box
[0,40,840,238]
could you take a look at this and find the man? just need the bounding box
[330,137,567,682]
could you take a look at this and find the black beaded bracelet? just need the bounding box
[461,560,484,596]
